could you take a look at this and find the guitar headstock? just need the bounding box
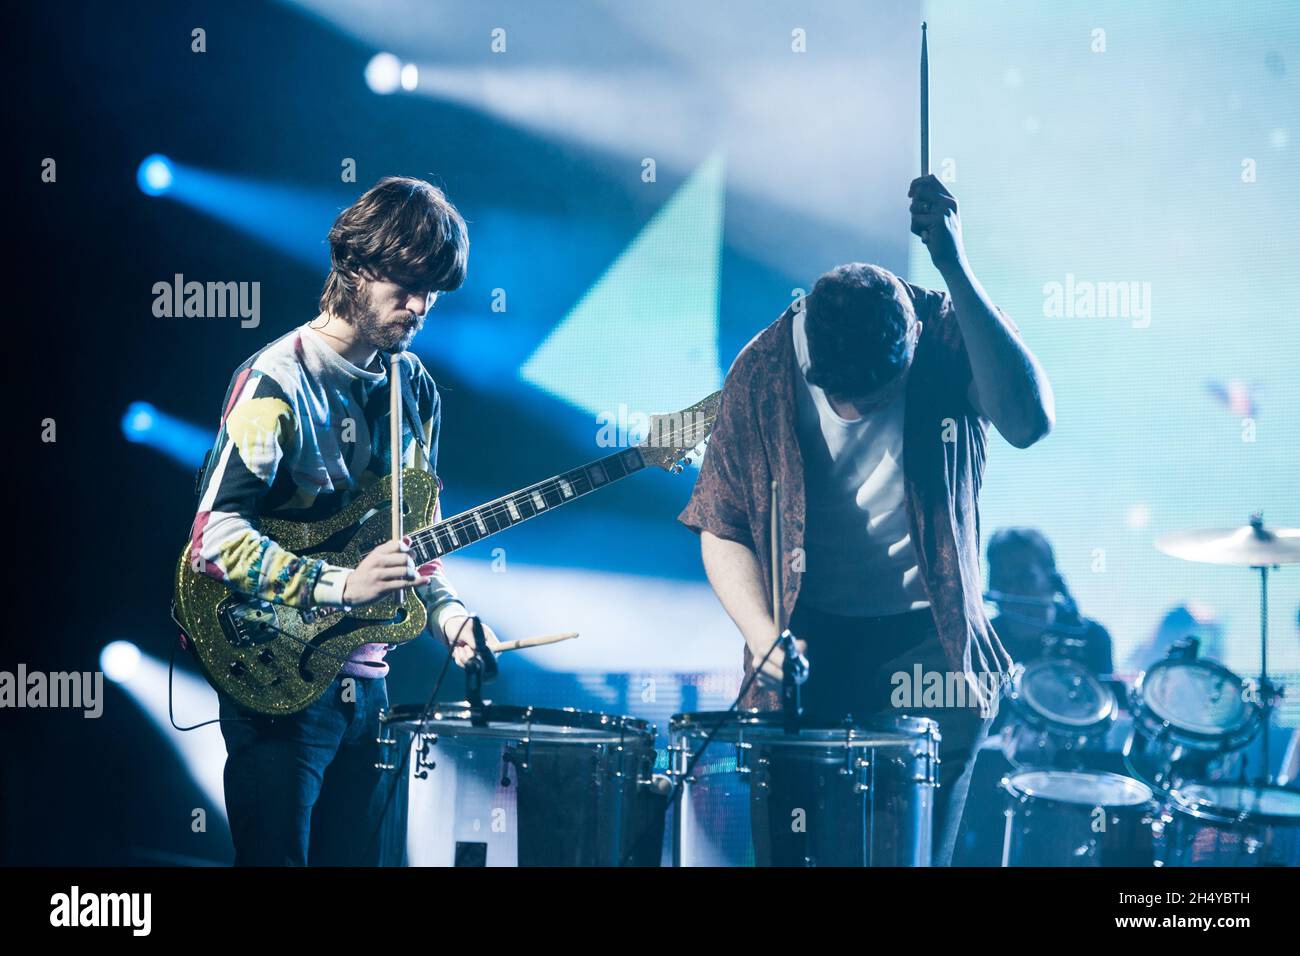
[638,390,722,473]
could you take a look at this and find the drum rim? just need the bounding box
[669,709,938,748]
[1133,658,1258,740]
[1011,658,1116,730]
[1169,783,1300,826]
[1003,769,1154,808]
[381,701,655,740]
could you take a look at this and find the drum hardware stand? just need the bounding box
[1154,513,1300,787]
[1251,533,1280,787]
[770,481,809,735]
[464,616,500,728]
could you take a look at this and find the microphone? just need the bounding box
[463,616,498,727]
[779,629,810,686]
[780,628,808,736]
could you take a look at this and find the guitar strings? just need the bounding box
[394,421,714,559]
[361,421,717,564]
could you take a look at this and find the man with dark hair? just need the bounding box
[189,176,496,865]
[986,527,1114,676]
[680,174,1055,866]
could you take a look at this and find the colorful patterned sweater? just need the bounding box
[188,322,465,680]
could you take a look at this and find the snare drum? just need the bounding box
[1157,783,1300,867]
[1003,658,1116,767]
[378,703,664,866]
[670,711,939,867]
[1126,657,1261,789]
[1001,769,1156,867]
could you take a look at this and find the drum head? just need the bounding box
[383,702,653,744]
[1173,784,1300,824]
[1015,659,1114,728]
[1139,659,1254,737]
[1006,770,1153,807]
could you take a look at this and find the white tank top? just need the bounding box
[792,310,930,617]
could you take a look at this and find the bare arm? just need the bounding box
[909,174,1055,448]
[701,530,792,684]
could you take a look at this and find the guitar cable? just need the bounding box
[166,619,388,731]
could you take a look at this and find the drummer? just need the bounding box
[987,528,1113,676]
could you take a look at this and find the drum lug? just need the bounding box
[851,756,872,793]
[374,732,399,771]
[503,742,529,776]
[413,730,439,779]
[735,739,753,775]
[668,739,692,782]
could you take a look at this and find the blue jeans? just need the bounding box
[218,676,397,866]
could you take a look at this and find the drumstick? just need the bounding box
[390,352,405,603]
[770,480,781,634]
[920,21,929,177]
[490,632,579,654]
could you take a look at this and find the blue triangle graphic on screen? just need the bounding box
[521,152,725,422]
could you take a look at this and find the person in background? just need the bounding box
[987,527,1113,675]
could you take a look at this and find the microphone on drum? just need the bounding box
[779,630,810,686]
[770,480,807,734]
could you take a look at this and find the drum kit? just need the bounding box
[994,516,1300,867]
[375,703,942,867]
[370,517,1297,866]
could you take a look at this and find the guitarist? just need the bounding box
[188,176,499,865]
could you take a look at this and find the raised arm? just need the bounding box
[909,174,1055,448]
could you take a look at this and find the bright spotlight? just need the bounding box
[400,62,419,91]
[121,401,157,441]
[365,52,402,94]
[137,154,174,196]
[101,641,142,683]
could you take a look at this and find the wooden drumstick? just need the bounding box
[390,352,405,603]
[920,21,930,177]
[490,632,579,654]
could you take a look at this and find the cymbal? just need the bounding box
[1155,523,1300,566]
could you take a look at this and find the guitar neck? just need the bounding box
[408,447,648,564]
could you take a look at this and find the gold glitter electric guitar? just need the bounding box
[172,391,720,716]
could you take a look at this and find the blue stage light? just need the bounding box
[137,154,174,196]
[121,401,214,470]
[122,401,157,439]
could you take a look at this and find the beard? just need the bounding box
[352,287,421,353]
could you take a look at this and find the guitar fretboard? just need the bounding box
[408,447,648,564]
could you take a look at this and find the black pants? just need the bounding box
[756,603,994,867]
[218,676,397,866]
